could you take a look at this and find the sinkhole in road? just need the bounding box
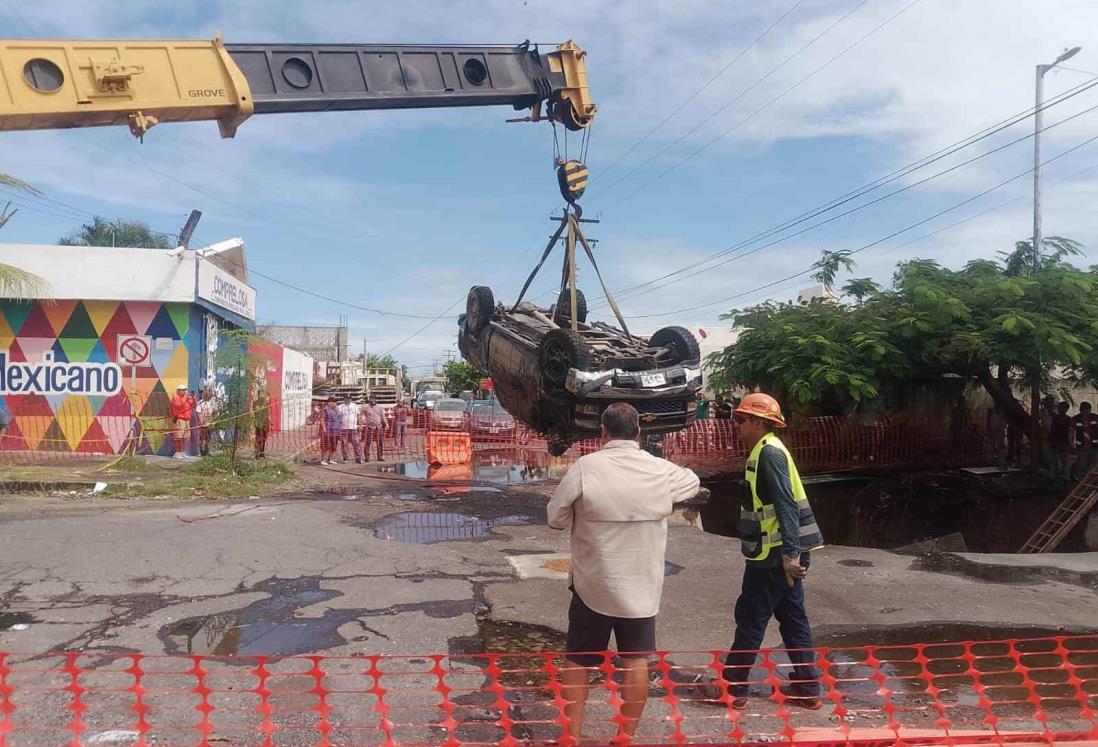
[699,469,1091,553]
[370,512,533,544]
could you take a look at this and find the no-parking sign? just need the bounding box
[116,334,152,367]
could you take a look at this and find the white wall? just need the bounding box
[0,244,197,302]
[281,347,314,430]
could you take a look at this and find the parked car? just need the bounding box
[415,390,445,410]
[457,285,703,455]
[430,398,468,430]
[469,401,516,442]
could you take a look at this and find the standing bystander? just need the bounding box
[359,395,387,461]
[169,384,196,458]
[393,400,410,448]
[195,389,219,457]
[1050,401,1073,482]
[547,403,702,742]
[1073,402,1098,479]
[317,398,339,465]
[254,388,271,459]
[337,396,362,464]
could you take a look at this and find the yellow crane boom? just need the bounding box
[0,37,594,139]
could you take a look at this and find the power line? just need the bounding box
[591,0,808,184]
[627,132,1098,320]
[595,0,922,215]
[588,77,1098,309]
[601,75,1098,301]
[591,0,871,202]
[645,159,1098,314]
[380,296,465,358]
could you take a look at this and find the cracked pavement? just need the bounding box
[1,483,1096,660]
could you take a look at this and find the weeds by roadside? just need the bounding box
[97,454,159,474]
[104,455,293,499]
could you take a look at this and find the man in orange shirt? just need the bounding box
[169,384,196,458]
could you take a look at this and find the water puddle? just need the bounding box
[160,578,358,657]
[371,512,533,544]
[377,450,572,485]
[0,612,34,631]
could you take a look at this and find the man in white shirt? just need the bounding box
[194,389,219,456]
[336,396,362,463]
[547,403,701,742]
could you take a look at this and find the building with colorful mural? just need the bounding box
[0,241,257,455]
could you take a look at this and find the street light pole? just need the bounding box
[1030,46,1081,471]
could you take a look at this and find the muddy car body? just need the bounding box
[458,286,703,454]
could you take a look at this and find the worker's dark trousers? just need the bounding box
[722,558,820,697]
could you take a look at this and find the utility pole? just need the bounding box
[1030,45,1081,470]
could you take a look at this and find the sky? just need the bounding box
[2,0,1098,374]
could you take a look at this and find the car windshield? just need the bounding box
[472,403,509,416]
[436,400,465,412]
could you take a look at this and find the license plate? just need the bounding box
[641,373,666,387]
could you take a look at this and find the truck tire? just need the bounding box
[466,286,495,335]
[538,328,591,390]
[650,325,701,365]
[554,288,587,325]
[546,427,571,456]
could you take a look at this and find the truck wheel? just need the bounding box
[547,427,571,456]
[650,325,700,365]
[539,329,591,390]
[466,286,495,335]
[554,288,587,325]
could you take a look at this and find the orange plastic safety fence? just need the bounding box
[0,636,1095,746]
[0,406,994,477]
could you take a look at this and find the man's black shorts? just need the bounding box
[565,591,656,666]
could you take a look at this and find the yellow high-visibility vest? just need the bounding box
[741,433,824,562]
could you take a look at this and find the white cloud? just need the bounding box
[5,0,1098,348]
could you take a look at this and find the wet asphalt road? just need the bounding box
[2,483,1097,746]
[2,482,1096,659]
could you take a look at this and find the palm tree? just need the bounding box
[0,172,50,299]
[841,277,881,303]
[811,249,856,294]
[0,173,41,195]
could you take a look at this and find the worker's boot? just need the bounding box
[779,685,822,710]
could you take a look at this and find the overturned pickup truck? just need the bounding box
[458,286,703,455]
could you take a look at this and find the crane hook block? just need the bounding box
[556,159,588,204]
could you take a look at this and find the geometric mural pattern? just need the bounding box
[0,299,190,455]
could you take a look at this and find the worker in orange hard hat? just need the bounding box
[705,392,825,710]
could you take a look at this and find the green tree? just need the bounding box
[357,353,399,369]
[841,277,881,303]
[709,242,1098,430]
[811,249,856,294]
[212,329,274,471]
[59,216,174,248]
[443,360,481,394]
[0,172,49,298]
